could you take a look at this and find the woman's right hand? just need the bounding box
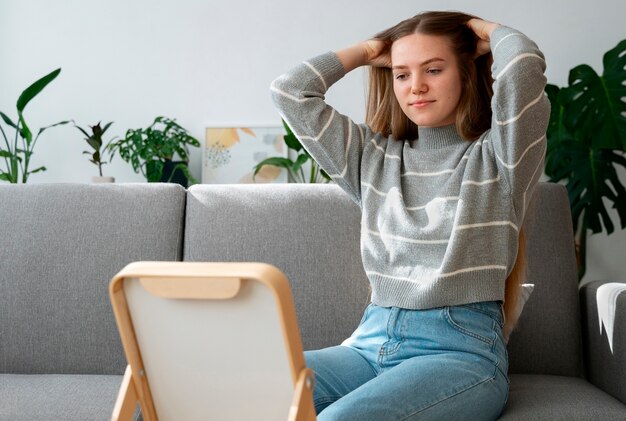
[363,39,391,68]
[336,40,391,73]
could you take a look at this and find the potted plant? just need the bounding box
[0,68,69,183]
[75,121,116,182]
[109,116,200,187]
[253,119,332,183]
[545,38,626,281]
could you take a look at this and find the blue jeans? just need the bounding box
[305,301,509,420]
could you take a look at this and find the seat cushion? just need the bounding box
[500,374,626,420]
[0,374,139,421]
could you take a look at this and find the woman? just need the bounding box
[271,11,549,420]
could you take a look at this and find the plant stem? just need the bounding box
[309,160,316,183]
[12,123,20,183]
[23,133,38,183]
[0,124,12,172]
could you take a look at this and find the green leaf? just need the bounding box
[253,157,294,179]
[37,120,71,137]
[560,39,626,150]
[0,112,18,129]
[75,125,91,138]
[16,69,61,143]
[292,153,309,173]
[146,160,164,182]
[0,173,12,182]
[282,119,304,151]
[0,150,12,158]
[29,166,47,174]
[17,68,61,113]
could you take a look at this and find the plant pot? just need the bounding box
[160,160,188,187]
[91,176,115,183]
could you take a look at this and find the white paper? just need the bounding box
[596,282,626,354]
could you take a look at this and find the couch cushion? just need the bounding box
[0,374,139,421]
[184,183,583,377]
[184,183,369,350]
[506,183,583,377]
[500,374,626,420]
[0,183,186,375]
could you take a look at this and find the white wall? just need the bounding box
[1,0,625,283]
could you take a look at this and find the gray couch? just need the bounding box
[1,182,625,420]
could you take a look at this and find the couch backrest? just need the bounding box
[184,183,369,351]
[507,182,582,376]
[184,182,582,377]
[0,183,186,375]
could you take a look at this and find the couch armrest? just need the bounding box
[580,280,626,405]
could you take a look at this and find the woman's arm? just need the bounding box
[336,40,390,73]
[469,19,551,218]
[270,42,389,206]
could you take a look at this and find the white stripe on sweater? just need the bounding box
[365,271,414,282]
[495,135,545,169]
[357,124,365,146]
[496,53,544,80]
[338,123,353,178]
[299,109,336,141]
[521,147,546,211]
[402,169,455,177]
[303,61,327,91]
[361,183,459,209]
[455,221,519,232]
[496,90,546,125]
[493,33,524,53]
[361,182,389,197]
[270,84,307,103]
[368,139,403,160]
[406,197,459,211]
[366,265,507,282]
[462,175,501,186]
[439,265,507,278]
[367,229,449,245]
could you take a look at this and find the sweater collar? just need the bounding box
[416,124,466,149]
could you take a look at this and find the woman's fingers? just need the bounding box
[467,18,500,57]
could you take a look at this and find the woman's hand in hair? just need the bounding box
[336,40,390,73]
[467,18,500,57]
[363,39,391,68]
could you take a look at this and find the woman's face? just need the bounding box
[391,33,463,128]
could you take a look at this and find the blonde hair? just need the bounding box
[365,11,493,141]
[503,228,527,339]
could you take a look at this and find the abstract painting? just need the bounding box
[202,126,287,184]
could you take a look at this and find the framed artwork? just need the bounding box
[202,125,287,184]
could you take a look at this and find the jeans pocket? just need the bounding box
[445,305,495,345]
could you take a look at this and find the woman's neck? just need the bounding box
[416,124,465,149]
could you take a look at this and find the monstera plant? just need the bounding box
[545,38,626,280]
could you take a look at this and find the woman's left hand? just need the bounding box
[467,18,500,57]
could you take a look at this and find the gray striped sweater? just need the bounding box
[271,26,550,309]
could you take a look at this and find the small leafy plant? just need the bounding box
[545,38,626,280]
[0,68,69,183]
[109,116,200,184]
[75,121,115,177]
[253,120,332,183]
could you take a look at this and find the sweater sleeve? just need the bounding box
[270,52,377,206]
[487,26,550,219]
